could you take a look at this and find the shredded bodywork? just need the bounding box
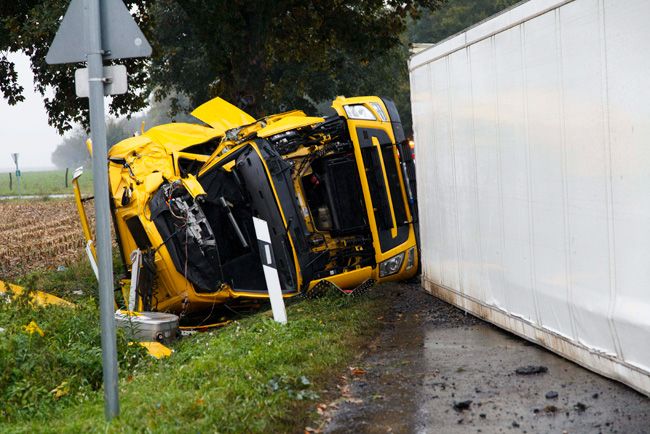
[76,96,418,314]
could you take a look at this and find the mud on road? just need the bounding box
[324,282,650,433]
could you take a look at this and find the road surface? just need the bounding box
[324,282,650,433]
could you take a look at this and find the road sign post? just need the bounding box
[46,0,151,421]
[11,153,20,199]
[86,0,119,419]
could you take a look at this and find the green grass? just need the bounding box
[12,256,104,304]
[0,268,388,433]
[10,247,128,303]
[0,170,94,196]
[0,292,146,425]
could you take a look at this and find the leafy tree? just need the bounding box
[148,0,445,119]
[50,94,197,169]
[3,0,521,139]
[1,0,441,134]
[331,43,413,134]
[51,132,89,170]
[124,93,196,132]
[331,0,521,136]
[51,119,130,169]
[0,0,152,133]
[385,0,520,136]
[408,0,521,43]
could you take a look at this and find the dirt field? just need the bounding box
[323,283,650,433]
[0,199,93,278]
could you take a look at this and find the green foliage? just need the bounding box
[0,293,146,423]
[0,252,139,422]
[0,170,93,196]
[323,0,521,136]
[50,95,197,170]
[333,43,414,135]
[1,290,387,433]
[0,0,440,133]
[147,0,443,119]
[408,0,522,43]
[14,253,102,303]
[0,1,152,133]
[1,0,521,139]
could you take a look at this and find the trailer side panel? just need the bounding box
[410,0,650,395]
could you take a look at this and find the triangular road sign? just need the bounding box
[46,0,152,65]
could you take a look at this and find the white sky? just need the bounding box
[0,52,64,171]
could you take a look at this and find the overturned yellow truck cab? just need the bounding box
[84,96,418,314]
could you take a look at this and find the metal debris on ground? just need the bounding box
[515,365,548,375]
[574,402,588,412]
[132,341,173,359]
[545,390,559,399]
[0,280,74,308]
[452,400,472,412]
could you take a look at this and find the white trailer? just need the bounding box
[409,0,650,395]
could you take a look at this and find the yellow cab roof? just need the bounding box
[108,97,326,160]
[109,122,220,158]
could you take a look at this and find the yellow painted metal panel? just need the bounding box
[256,115,324,137]
[191,97,255,132]
[0,280,74,308]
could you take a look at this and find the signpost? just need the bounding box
[46,0,151,421]
[10,153,20,198]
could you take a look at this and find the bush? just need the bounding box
[0,291,146,422]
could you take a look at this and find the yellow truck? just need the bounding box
[75,96,418,315]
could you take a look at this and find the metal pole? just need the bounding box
[13,154,21,199]
[86,0,119,420]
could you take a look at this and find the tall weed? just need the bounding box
[0,291,145,422]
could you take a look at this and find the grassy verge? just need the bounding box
[12,256,103,304]
[0,170,94,196]
[1,279,388,432]
[0,292,145,424]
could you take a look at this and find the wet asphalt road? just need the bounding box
[324,282,650,433]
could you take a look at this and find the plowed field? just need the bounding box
[0,200,94,278]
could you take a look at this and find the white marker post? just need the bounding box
[252,217,287,324]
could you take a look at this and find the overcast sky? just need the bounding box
[0,53,63,171]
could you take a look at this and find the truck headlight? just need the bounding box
[405,247,416,270]
[379,252,405,277]
[369,102,388,121]
[344,104,376,121]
